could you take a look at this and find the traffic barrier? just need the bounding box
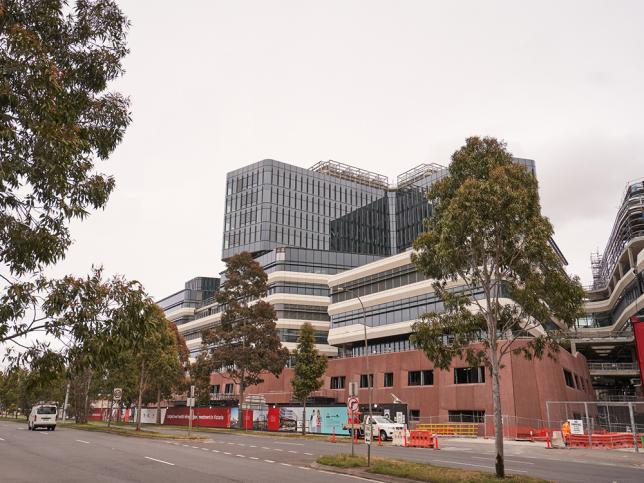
[392,428,410,447]
[567,433,644,449]
[408,430,433,448]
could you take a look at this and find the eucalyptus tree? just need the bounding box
[411,137,584,478]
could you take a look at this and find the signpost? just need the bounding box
[107,388,122,428]
[188,385,195,437]
[348,396,359,457]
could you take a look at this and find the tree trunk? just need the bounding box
[81,370,92,425]
[136,359,145,432]
[156,386,162,425]
[107,395,114,428]
[238,371,245,429]
[302,399,307,435]
[489,345,505,478]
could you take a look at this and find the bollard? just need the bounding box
[331,427,336,443]
[403,429,408,447]
[433,434,439,450]
[546,432,551,449]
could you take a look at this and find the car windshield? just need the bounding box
[372,416,393,424]
[37,406,57,415]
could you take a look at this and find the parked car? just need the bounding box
[343,413,404,441]
[28,404,57,431]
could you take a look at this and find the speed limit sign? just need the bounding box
[347,396,359,412]
[113,388,122,401]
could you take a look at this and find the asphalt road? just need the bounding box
[1,421,643,482]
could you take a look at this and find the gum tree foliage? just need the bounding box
[43,267,156,423]
[410,137,584,478]
[190,352,215,406]
[202,252,289,422]
[0,0,130,347]
[291,322,327,434]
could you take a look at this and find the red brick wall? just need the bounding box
[209,343,593,421]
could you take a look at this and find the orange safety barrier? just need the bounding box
[567,433,643,449]
[408,430,434,448]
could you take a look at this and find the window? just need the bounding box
[563,369,575,388]
[383,372,394,387]
[448,410,485,423]
[211,384,220,394]
[454,367,485,384]
[330,376,346,390]
[224,383,234,394]
[409,409,420,421]
[360,374,374,388]
[408,370,433,386]
[408,371,421,386]
[574,374,581,390]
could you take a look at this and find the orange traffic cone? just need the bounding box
[378,432,382,446]
[434,434,440,450]
[331,427,336,443]
[546,432,551,449]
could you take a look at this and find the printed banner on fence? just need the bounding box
[163,407,231,427]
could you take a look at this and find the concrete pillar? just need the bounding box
[628,248,636,271]
[618,263,624,279]
[570,340,577,355]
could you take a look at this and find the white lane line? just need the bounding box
[201,448,209,451]
[249,445,257,448]
[264,459,275,463]
[280,463,292,467]
[145,456,175,466]
[236,454,245,458]
[298,466,310,470]
[249,456,259,460]
[303,452,313,456]
[261,446,270,450]
[237,443,246,446]
[182,444,189,447]
[0,437,5,441]
[288,450,297,453]
[76,439,90,444]
[223,451,232,455]
[212,449,220,453]
[191,446,199,449]
[273,448,283,452]
[227,442,235,445]
[472,456,534,465]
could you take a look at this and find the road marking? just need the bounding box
[0,437,5,441]
[288,450,297,453]
[236,454,245,458]
[249,445,257,448]
[249,456,259,460]
[261,446,270,449]
[212,449,220,453]
[191,446,199,449]
[145,456,175,466]
[264,459,275,463]
[201,448,209,451]
[182,444,189,447]
[273,448,283,451]
[280,463,292,467]
[298,466,310,470]
[76,439,90,444]
[304,452,313,456]
[472,456,534,465]
[237,443,245,446]
[223,452,232,455]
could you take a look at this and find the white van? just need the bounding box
[28,404,57,431]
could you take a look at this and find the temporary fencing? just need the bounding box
[408,430,434,448]
[392,428,410,446]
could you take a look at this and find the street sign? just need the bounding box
[113,388,122,401]
[190,385,195,398]
[187,397,195,408]
[568,419,584,435]
[347,397,359,413]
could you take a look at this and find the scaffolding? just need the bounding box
[309,160,389,189]
[396,163,446,188]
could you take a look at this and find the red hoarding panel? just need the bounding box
[243,410,253,429]
[163,407,231,428]
[267,407,280,431]
[632,317,644,383]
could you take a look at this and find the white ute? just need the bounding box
[28,404,57,431]
[364,415,404,441]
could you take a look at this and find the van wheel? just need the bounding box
[380,430,387,442]
[51,426,56,431]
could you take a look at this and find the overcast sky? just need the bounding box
[48,0,644,299]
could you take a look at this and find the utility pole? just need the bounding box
[338,286,373,466]
[61,383,70,424]
[628,402,639,453]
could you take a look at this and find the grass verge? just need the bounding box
[65,422,206,440]
[317,454,550,482]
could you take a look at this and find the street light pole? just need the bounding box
[338,286,373,466]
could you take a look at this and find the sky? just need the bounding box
[48,0,644,299]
